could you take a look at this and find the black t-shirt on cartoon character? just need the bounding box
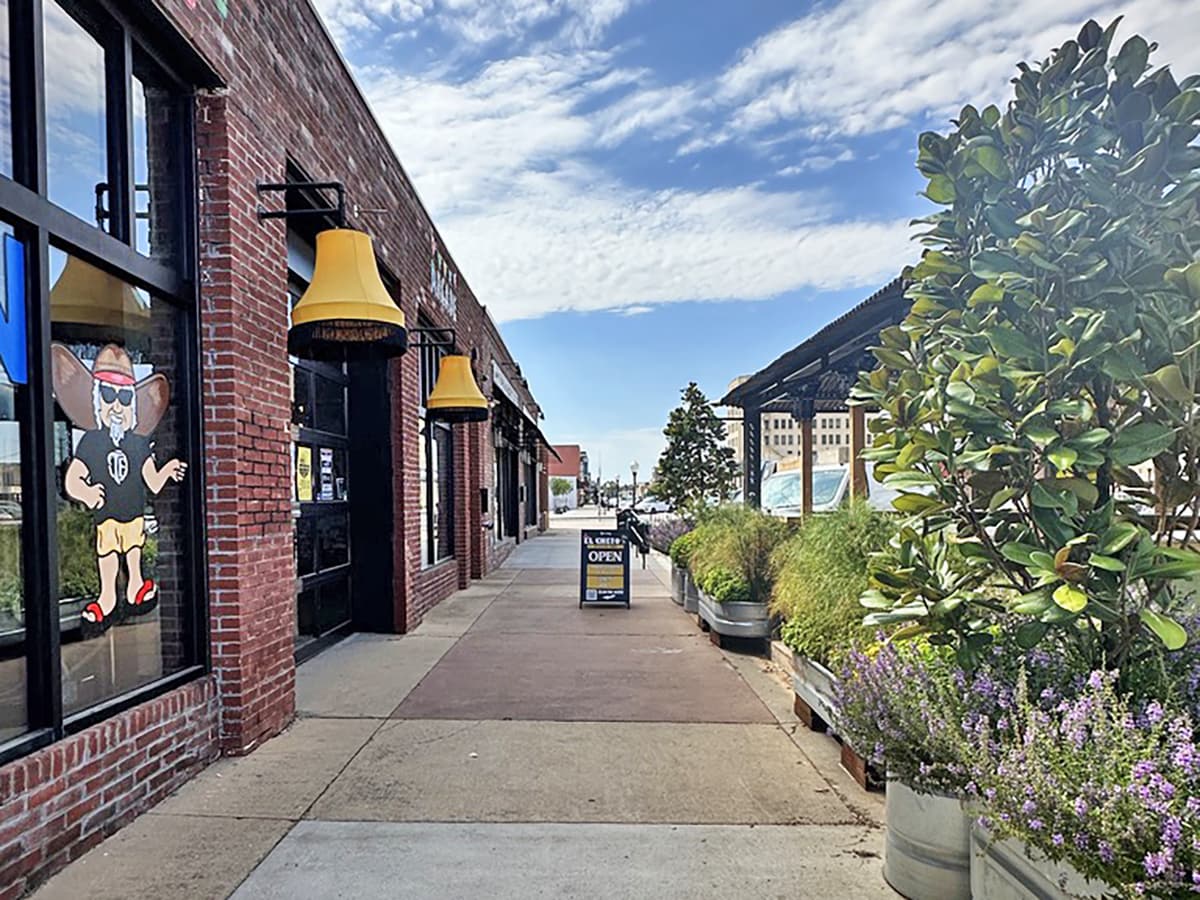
[72,430,154,525]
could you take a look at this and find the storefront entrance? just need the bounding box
[291,353,352,659]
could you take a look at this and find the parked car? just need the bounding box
[633,495,672,514]
[761,462,902,517]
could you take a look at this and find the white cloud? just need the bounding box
[330,0,1200,327]
[778,148,854,176]
[716,0,1200,141]
[439,171,911,320]
[312,0,639,47]
[361,52,911,321]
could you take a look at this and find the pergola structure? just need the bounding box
[720,276,908,511]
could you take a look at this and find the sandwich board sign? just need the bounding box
[579,529,630,608]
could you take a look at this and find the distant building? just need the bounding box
[723,376,855,467]
[549,444,590,509]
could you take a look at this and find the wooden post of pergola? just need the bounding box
[797,396,815,517]
[743,402,762,508]
[849,405,868,499]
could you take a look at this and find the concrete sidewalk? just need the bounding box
[35,517,893,899]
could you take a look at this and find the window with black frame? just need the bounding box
[289,272,352,652]
[418,326,454,566]
[0,0,204,761]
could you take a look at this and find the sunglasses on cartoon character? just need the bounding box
[99,385,133,406]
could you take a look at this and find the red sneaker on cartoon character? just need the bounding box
[52,343,186,634]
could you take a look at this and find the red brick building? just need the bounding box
[0,1,551,894]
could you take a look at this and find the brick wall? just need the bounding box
[0,1,553,893]
[0,680,218,899]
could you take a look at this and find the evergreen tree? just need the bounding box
[653,382,739,510]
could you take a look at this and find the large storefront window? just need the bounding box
[50,250,194,713]
[43,1,108,229]
[0,0,202,762]
[0,3,11,178]
[0,222,26,742]
[418,328,453,566]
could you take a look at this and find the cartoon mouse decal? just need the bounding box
[51,343,187,631]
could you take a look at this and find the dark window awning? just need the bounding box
[721,276,908,412]
[523,421,562,462]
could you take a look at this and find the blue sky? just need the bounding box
[314,0,1198,477]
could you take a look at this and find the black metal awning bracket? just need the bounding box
[256,180,346,226]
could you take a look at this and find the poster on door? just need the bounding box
[296,446,313,502]
[318,447,334,501]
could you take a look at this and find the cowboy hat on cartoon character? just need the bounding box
[51,342,186,633]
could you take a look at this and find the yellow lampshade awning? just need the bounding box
[427,354,489,423]
[288,228,407,359]
[50,255,152,331]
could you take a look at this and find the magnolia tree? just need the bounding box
[854,19,1200,672]
[654,382,739,511]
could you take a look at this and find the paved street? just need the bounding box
[36,514,892,899]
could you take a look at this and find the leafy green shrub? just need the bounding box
[852,18,1200,672]
[669,530,699,567]
[696,564,751,602]
[687,505,791,604]
[772,501,895,667]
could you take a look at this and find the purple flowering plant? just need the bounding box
[833,630,1079,793]
[960,671,1200,899]
[651,517,692,556]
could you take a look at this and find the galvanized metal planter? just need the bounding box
[670,562,686,606]
[969,821,1108,900]
[792,654,839,731]
[884,780,971,900]
[696,589,771,638]
[683,569,700,613]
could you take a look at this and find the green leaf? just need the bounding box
[1047,446,1078,472]
[987,327,1039,361]
[1163,88,1200,123]
[1001,542,1039,565]
[1031,482,1065,509]
[971,250,1020,280]
[1052,583,1088,613]
[1067,428,1110,449]
[1011,591,1052,615]
[1089,554,1125,572]
[1015,621,1049,649]
[1109,422,1177,466]
[925,175,956,203]
[1024,420,1059,446]
[1145,364,1193,405]
[988,487,1019,511]
[973,145,1009,179]
[1114,34,1149,80]
[968,284,1004,307]
[1098,522,1140,555]
[891,492,945,514]
[883,470,938,489]
[1139,609,1188,651]
[945,381,976,405]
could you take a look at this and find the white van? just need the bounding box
[760,462,901,517]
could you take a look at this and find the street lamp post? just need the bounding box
[631,461,639,506]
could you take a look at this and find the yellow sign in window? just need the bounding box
[296,446,313,502]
